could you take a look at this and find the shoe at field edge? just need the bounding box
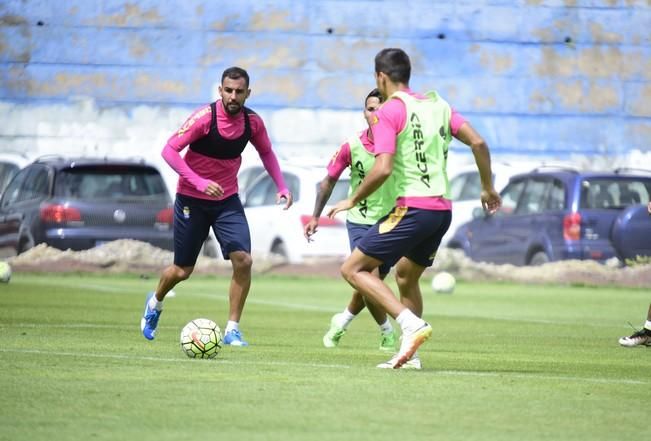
[323,314,346,348]
[223,329,249,347]
[386,322,432,369]
[140,292,162,341]
[379,330,398,351]
[377,355,422,370]
[618,328,651,347]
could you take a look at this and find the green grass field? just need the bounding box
[0,272,648,441]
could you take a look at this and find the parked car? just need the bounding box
[442,161,540,246]
[242,164,350,263]
[0,152,31,197]
[0,156,174,258]
[447,167,651,265]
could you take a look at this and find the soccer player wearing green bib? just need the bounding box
[328,48,502,369]
[304,89,401,356]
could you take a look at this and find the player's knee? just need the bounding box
[231,251,252,272]
[340,262,355,283]
[176,266,193,281]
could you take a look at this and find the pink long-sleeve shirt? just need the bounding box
[163,100,287,201]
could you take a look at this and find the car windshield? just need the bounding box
[580,178,651,209]
[54,166,169,200]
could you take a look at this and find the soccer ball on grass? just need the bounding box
[0,261,11,283]
[431,271,456,294]
[180,318,222,359]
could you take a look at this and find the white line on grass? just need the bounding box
[0,348,643,385]
[0,348,351,369]
[430,369,648,385]
[20,280,636,329]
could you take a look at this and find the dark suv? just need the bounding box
[0,156,174,257]
[447,167,651,265]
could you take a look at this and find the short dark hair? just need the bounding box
[365,88,384,105]
[221,66,250,87]
[374,48,411,84]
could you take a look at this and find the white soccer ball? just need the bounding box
[0,261,11,283]
[431,271,455,294]
[180,318,222,359]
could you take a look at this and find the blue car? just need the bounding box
[447,167,651,265]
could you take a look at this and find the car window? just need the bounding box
[546,179,565,210]
[329,179,350,203]
[460,172,483,201]
[580,178,651,209]
[0,162,20,195]
[0,168,29,208]
[498,179,525,216]
[245,172,301,207]
[55,166,168,200]
[448,173,467,201]
[17,166,49,202]
[238,166,265,193]
[515,179,549,215]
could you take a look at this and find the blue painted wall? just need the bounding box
[1,0,650,159]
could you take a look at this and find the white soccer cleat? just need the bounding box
[618,329,651,347]
[377,354,422,370]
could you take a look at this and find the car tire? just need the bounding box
[17,237,34,255]
[270,240,289,262]
[528,250,549,266]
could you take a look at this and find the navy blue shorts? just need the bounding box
[346,221,394,276]
[173,193,251,267]
[357,207,451,268]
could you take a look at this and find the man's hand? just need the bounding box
[204,181,224,198]
[481,188,502,215]
[277,190,293,210]
[303,217,319,242]
[647,201,651,215]
[327,198,354,219]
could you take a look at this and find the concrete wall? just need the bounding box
[1,0,650,175]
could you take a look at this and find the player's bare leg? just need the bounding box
[141,264,194,340]
[223,250,252,346]
[341,249,432,368]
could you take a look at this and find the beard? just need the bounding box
[224,101,242,115]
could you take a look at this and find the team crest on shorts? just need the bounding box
[379,206,407,234]
[183,206,191,219]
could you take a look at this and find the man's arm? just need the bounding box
[327,153,393,218]
[304,175,337,240]
[258,149,292,209]
[454,122,501,214]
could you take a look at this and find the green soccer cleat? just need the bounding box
[323,314,346,348]
[379,330,398,351]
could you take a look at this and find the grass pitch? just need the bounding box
[0,272,648,441]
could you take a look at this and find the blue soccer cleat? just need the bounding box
[141,292,162,340]
[223,329,249,347]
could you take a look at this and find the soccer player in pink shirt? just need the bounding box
[329,48,502,368]
[141,67,293,346]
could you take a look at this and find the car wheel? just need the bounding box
[18,237,34,255]
[270,240,289,262]
[528,250,549,266]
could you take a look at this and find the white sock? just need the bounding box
[336,309,356,329]
[379,319,394,335]
[644,320,651,331]
[225,321,239,333]
[395,309,424,333]
[148,295,163,311]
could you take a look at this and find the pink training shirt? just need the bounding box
[327,129,374,179]
[162,100,287,201]
[371,88,466,210]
